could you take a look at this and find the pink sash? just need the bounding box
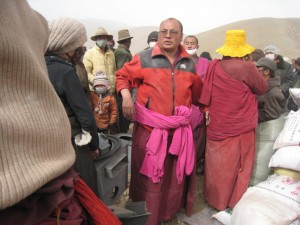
[133,102,195,184]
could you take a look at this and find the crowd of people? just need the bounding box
[1,1,300,225]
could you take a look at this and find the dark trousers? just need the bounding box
[118,94,131,133]
[72,140,99,196]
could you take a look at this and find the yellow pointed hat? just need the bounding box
[216,30,255,57]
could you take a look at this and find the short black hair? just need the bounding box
[200,51,212,61]
[160,18,183,33]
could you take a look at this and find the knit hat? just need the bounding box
[47,17,87,54]
[264,45,280,55]
[90,27,113,41]
[93,71,110,89]
[251,49,265,62]
[216,30,255,57]
[147,31,158,44]
[117,29,133,42]
[256,57,277,73]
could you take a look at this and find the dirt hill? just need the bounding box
[195,17,300,60]
[81,17,300,60]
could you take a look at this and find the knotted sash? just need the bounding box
[133,102,195,184]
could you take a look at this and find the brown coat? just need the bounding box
[91,92,117,129]
[258,76,285,122]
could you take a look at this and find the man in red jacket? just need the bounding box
[116,18,202,225]
[200,30,267,211]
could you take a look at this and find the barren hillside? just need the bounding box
[196,17,300,60]
[81,17,300,60]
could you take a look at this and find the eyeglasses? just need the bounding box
[159,29,180,37]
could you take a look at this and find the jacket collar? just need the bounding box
[151,44,191,60]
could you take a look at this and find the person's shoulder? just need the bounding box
[219,59,257,75]
[115,47,127,54]
[236,60,259,74]
[47,58,76,84]
[138,48,152,57]
[61,64,77,79]
[241,60,256,67]
[106,49,115,54]
[85,46,97,54]
[53,58,76,76]
[32,11,49,44]
[46,55,73,68]
[104,49,115,59]
[226,59,255,68]
[269,86,285,99]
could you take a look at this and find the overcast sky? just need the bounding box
[28,0,300,34]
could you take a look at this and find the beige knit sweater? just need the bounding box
[0,0,75,209]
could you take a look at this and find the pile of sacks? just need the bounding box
[213,89,300,225]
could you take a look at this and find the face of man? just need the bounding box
[257,66,270,81]
[158,19,183,53]
[292,59,300,72]
[107,40,115,49]
[265,52,276,61]
[95,35,108,49]
[183,37,198,50]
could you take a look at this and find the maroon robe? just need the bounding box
[129,122,196,225]
[200,59,267,210]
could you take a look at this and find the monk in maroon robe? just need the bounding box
[200,30,268,210]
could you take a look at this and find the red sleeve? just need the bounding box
[191,74,203,106]
[115,54,142,93]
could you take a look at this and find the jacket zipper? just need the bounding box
[170,52,181,115]
[171,71,175,115]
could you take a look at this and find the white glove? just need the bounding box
[74,130,92,146]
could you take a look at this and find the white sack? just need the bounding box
[273,111,300,150]
[250,116,285,186]
[231,187,299,225]
[269,146,300,172]
[290,88,300,107]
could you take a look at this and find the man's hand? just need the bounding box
[90,148,100,159]
[205,110,210,126]
[120,89,134,120]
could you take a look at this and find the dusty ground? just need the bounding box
[114,173,209,225]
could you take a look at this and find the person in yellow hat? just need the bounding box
[199,30,268,211]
